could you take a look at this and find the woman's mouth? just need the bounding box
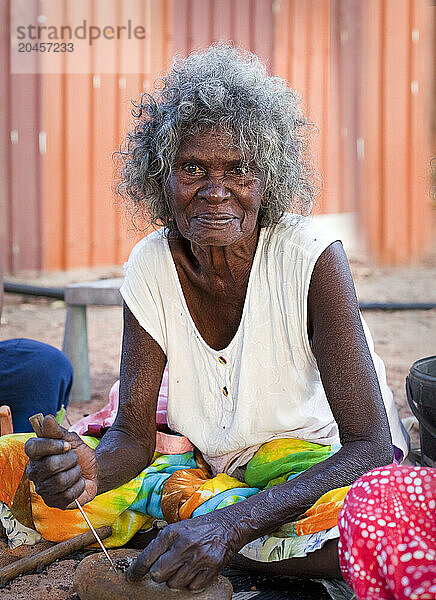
[195,214,236,226]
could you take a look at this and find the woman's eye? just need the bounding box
[183,164,203,175]
[229,165,252,177]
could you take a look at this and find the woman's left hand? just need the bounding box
[126,514,240,591]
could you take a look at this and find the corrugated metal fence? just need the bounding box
[359,0,434,264]
[0,0,433,273]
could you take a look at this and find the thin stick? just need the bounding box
[0,526,112,586]
[74,499,117,572]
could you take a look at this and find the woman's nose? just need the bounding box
[202,179,230,204]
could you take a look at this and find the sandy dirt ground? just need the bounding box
[0,541,88,600]
[1,260,435,598]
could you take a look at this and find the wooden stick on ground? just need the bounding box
[0,525,112,586]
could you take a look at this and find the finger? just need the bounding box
[187,568,212,592]
[72,483,97,508]
[25,438,71,460]
[63,478,86,507]
[41,414,70,440]
[149,551,183,584]
[166,563,198,590]
[41,415,83,449]
[35,464,83,496]
[40,450,79,476]
[39,478,85,510]
[126,533,174,581]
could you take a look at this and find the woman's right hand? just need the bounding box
[25,415,98,509]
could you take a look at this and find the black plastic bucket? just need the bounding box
[406,356,436,467]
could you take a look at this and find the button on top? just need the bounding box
[218,356,227,364]
[222,386,229,397]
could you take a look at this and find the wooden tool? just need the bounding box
[0,405,13,436]
[28,413,118,573]
[0,526,112,586]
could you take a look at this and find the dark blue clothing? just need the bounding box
[0,339,73,433]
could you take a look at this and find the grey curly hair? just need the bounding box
[116,43,318,231]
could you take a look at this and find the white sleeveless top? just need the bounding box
[120,214,408,474]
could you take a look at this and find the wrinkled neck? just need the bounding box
[188,224,260,285]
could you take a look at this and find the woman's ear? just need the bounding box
[163,192,174,222]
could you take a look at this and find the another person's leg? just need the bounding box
[231,538,341,578]
[338,465,436,599]
[0,339,73,433]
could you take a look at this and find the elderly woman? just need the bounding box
[23,44,407,589]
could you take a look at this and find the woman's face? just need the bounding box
[167,129,264,247]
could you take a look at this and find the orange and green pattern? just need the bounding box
[0,433,349,547]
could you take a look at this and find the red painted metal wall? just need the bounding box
[274,0,346,215]
[40,0,172,271]
[1,0,43,273]
[172,0,273,66]
[0,0,434,273]
[359,0,434,264]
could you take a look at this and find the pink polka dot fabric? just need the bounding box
[338,465,436,599]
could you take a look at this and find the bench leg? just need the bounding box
[63,305,91,403]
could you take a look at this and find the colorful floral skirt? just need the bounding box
[0,434,349,560]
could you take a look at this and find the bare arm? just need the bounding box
[95,302,167,492]
[128,242,394,589]
[308,241,393,459]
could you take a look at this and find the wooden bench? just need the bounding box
[62,278,123,402]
